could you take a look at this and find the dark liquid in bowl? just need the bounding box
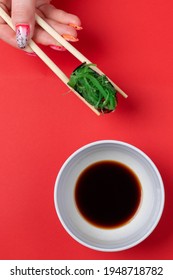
[75,160,142,229]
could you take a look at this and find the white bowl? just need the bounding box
[54,140,165,252]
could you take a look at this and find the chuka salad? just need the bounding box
[68,63,117,113]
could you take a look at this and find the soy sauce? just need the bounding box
[75,160,142,229]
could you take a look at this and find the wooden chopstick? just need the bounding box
[35,14,92,65]
[0,7,100,115]
[35,14,128,99]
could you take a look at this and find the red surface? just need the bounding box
[0,0,172,260]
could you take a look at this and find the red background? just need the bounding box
[0,0,172,259]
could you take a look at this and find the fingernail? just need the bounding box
[68,23,83,30]
[16,24,30,49]
[49,45,66,51]
[25,51,37,57]
[62,34,79,42]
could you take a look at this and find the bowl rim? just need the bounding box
[54,140,165,252]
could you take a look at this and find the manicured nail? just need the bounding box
[68,23,83,30]
[25,51,37,57]
[49,45,66,51]
[62,34,79,42]
[16,24,30,49]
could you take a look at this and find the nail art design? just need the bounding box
[62,34,79,42]
[16,24,30,49]
[49,45,66,51]
[68,23,83,30]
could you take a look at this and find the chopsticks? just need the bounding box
[0,7,127,115]
[0,7,100,115]
[35,14,128,99]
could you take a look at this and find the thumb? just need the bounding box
[12,0,36,49]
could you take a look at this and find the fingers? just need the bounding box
[44,18,78,38]
[0,4,16,48]
[11,0,36,48]
[34,5,82,47]
[38,5,82,29]
[0,23,16,46]
[32,20,78,48]
[0,24,33,53]
[0,1,82,51]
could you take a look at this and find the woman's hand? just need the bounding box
[0,0,82,51]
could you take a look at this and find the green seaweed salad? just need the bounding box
[67,63,117,113]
